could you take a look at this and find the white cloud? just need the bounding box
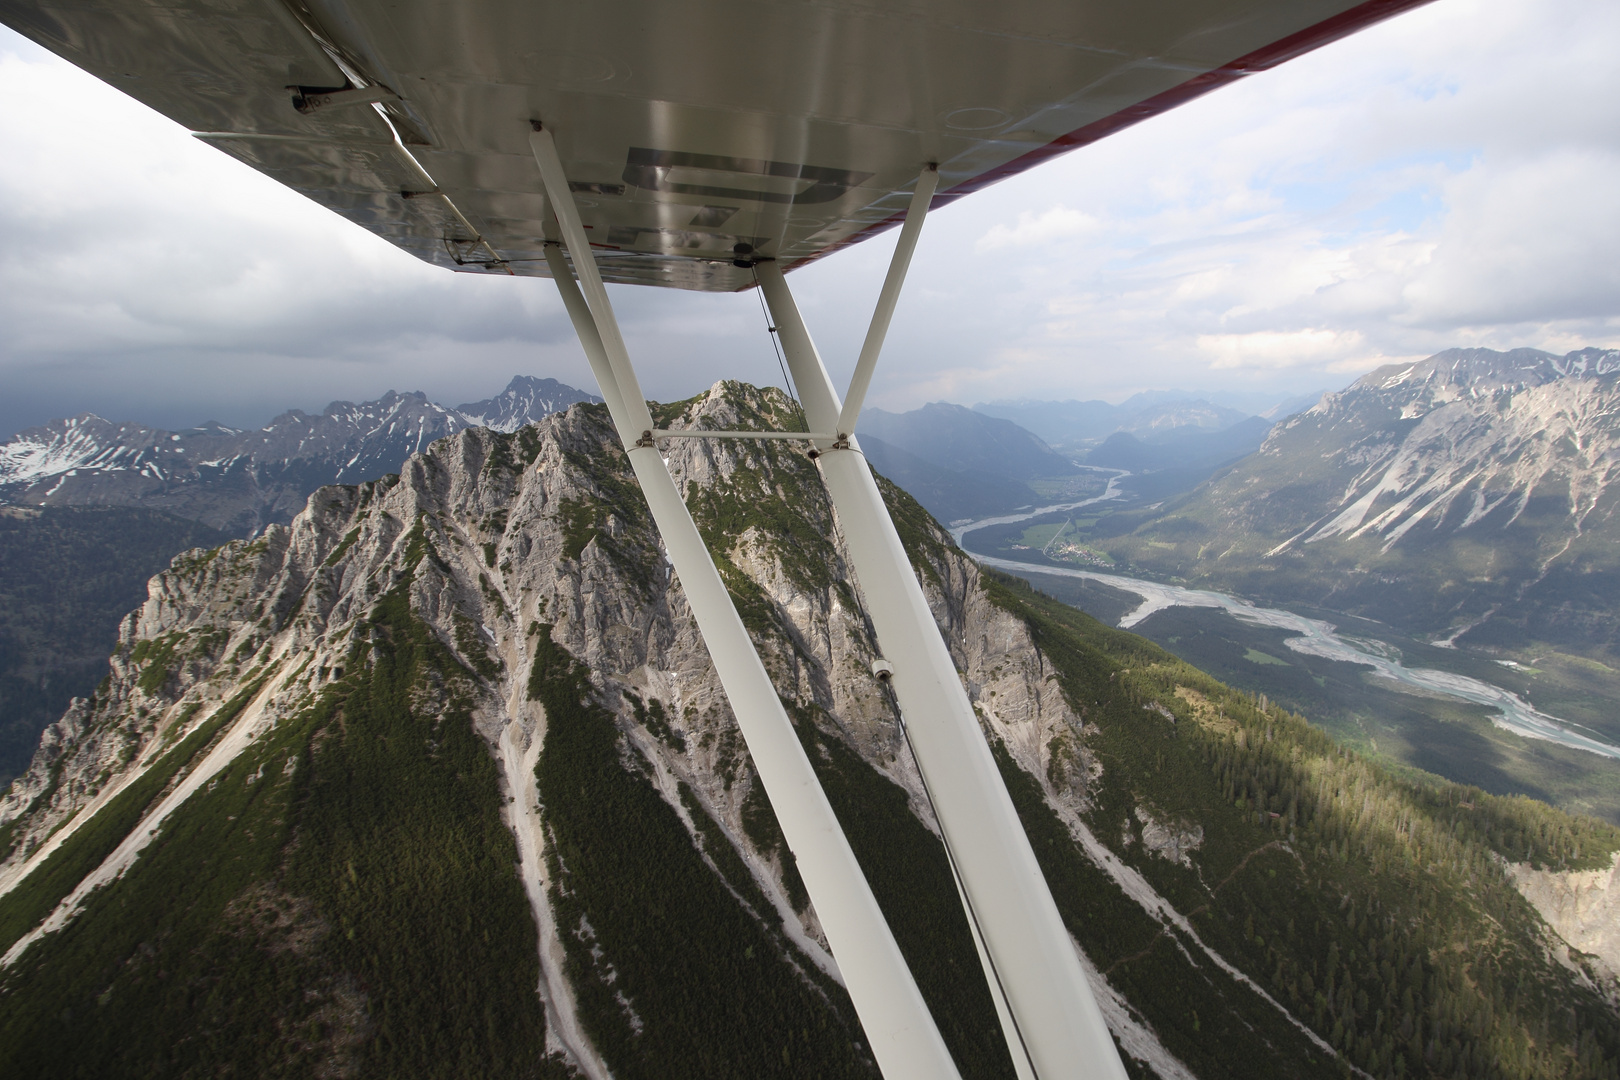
[1399,149,1620,327]
[0,38,779,432]
[820,0,1620,409]
[975,207,1101,252]
[1197,330,1369,371]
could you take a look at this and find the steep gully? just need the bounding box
[950,469,1620,761]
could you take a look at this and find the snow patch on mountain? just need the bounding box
[1269,348,1620,554]
[0,377,600,534]
[457,376,601,433]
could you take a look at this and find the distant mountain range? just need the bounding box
[857,403,1081,523]
[0,377,600,536]
[858,392,1314,522]
[1096,347,1620,658]
[975,389,1322,451]
[1084,415,1276,474]
[855,437,1043,524]
[859,402,1076,478]
[0,376,598,786]
[455,375,598,433]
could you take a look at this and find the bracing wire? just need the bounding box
[752,264,810,432]
[887,692,1043,1080]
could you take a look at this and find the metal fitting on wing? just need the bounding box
[871,658,894,681]
[290,84,399,114]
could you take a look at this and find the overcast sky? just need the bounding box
[2,0,1617,438]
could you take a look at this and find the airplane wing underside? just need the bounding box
[1,0,1431,290]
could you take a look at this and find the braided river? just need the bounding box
[951,472,1620,761]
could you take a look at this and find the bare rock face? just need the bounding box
[1131,806,1204,867]
[1511,852,1620,992]
[0,378,600,535]
[0,381,1100,1074]
[1110,346,1620,655]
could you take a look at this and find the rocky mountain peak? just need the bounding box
[0,383,1099,1077]
[1120,346,1620,653]
[1341,346,1620,409]
[0,377,600,535]
[457,376,603,433]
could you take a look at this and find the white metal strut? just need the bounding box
[835,164,938,439]
[530,126,962,1080]
[757,257,1126,1080]
[754,176,1127,1080]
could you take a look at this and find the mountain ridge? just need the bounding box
[855,402,1082,523]
[974,390,1322,451]
[0,376,601,535]
[1095,346,1620,658]
[858,402,1077,479]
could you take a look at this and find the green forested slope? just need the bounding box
[983,570,1620,1080]
[0,674,269,954]
[528,625,881,1080]
[0,580,558,1078]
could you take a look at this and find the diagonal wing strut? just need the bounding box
[531,123,966,1080]
[534,119,1125,1080]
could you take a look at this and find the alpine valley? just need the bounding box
[963,348,1620,823]
[1098,348,1620,662]
[1,383,1618,1079]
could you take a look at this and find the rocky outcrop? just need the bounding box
[1131,806,1204,867]
[1512,852,1620,992]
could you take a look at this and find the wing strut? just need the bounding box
[756,251,1127,1079]
[529,124,963,1080]
[834,165,939,439]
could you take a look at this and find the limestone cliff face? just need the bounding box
[1110,346,1620,652]
[1511,852,1620,994]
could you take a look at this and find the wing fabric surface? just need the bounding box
[0,0,1431,290]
